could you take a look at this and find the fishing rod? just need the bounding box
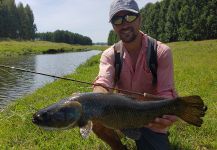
[0,65,144,96]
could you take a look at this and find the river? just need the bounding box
[0,50,101,108]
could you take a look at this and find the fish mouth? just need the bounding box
[32,113,51,127]
[32,113,42,125]
[32,113,77,130]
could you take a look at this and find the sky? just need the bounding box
[15,0,158,43]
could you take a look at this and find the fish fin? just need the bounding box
[80,121,93,139]
[176,96,207,127]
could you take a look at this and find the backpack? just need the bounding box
[114,36,158,86]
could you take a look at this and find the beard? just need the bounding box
[118,27,138,43]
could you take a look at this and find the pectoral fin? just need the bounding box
[79,121,93,139]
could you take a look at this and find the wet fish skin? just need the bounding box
[32,92,207,130]
[32,98,82,129]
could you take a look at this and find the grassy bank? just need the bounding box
[0,39,216,149]
[0,40,108,56]
[168,39,217,149]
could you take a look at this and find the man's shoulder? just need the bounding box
[142,33,170,52]
[155,41,173,62]
[143,34,172,57]
[157,41,171,56]
[101,45,115,58]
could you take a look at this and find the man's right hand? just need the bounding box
[93,85,109,93]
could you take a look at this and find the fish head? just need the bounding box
[32,100,82,130]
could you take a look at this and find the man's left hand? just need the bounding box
[146,115,178,133]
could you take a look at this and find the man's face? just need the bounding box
[112,11,141,43]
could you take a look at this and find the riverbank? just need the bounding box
[0,55,109,149]
[0,39,216,149]
[0,40,108,56]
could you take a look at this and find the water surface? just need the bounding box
[0,50,100,108]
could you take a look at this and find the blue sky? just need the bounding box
[15,0,158,43]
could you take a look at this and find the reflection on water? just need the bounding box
[0,50,100,108]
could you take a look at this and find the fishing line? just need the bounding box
[0,65,144,96]
[0,64,143,119]
[0,67,17,80]
[0,67,39,111]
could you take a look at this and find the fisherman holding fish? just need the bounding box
[31,0,207,149]
[93,0,178,149]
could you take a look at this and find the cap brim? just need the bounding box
[109,9,139,22]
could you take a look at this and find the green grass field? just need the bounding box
[0,40,108,56]
[0,40,216,149]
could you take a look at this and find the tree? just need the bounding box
[157,0,171,42]
[0,1,6,37]
[141,3,155,37]
[36,30,92,45]
[107,30,119,45]
[25,4,37,39]
[17,3,26,39]
[5,0,19,38]
[178,1,194,41]
[205,0,217,39]
[0,1,36,40]
[139,0,217,42]
[164,0,182,42]
[0,0,19,38]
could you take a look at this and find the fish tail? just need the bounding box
[175,96,207,127]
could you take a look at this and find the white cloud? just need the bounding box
[15,0,158,43]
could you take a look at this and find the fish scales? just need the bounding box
[76,93,177,129]
[32,92,207,130]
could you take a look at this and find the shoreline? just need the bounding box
[0,40,108,57]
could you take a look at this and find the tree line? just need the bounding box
[0,0,36,39]
[36,30,92,45]
[0,0,92,45]
[107,0,217,45]
[107,30,119,45]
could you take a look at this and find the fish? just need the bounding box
[32,92,207,137]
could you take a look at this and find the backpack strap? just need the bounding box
[146,36,158,86]
[114,37,158,86]
[114,41,123,84]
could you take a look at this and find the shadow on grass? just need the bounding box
[171,143,192,150]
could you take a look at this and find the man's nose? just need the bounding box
[120,20,130,28]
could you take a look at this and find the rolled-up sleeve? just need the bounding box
[94,48,115,89]
[156,44,178,98]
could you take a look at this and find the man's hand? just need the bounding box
[146,115,178,133]
[93,85,109,93]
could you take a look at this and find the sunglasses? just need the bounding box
[111,13,139,25]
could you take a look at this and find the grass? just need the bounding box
[0,39,216,149]
[167,40,217,149]
[0,40,108,56]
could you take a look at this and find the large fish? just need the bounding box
[32,92,207,137]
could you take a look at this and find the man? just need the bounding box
[93,0,177,149]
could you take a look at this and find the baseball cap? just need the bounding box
[109,0,139,22]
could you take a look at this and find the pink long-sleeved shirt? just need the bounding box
[94,33,177,99]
